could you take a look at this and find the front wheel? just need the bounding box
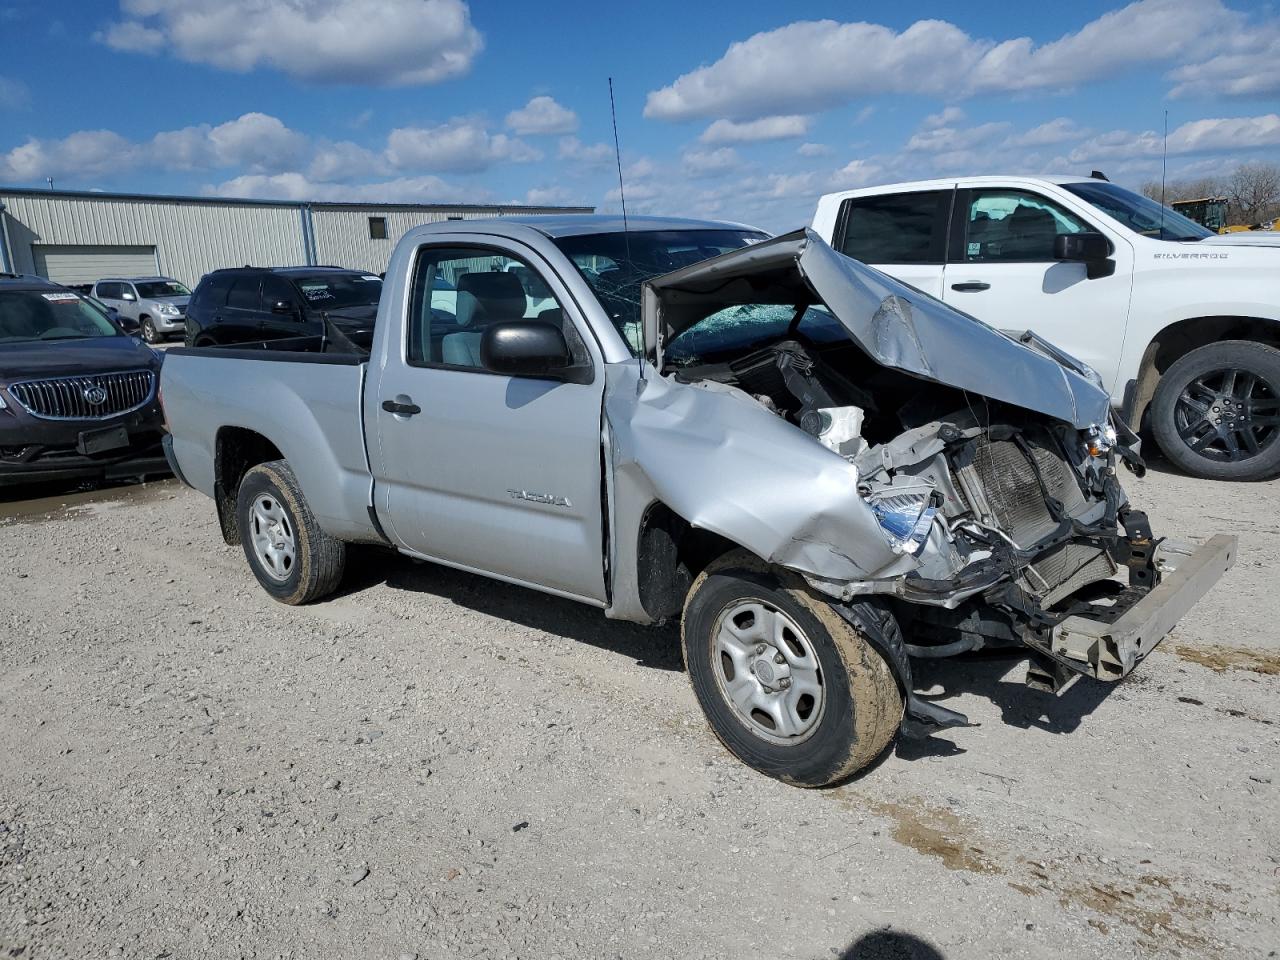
[681,552,902,787]
[1151,340,1280,481]
[236,460,346,604]
[140,316,158,343]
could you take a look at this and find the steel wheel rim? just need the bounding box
[1175,366,1280,463]
[711,599,825,745]
[250,494,296,581]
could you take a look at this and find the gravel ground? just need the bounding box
[0,462,1277,960]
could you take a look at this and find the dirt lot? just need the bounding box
[1,462,1277,959]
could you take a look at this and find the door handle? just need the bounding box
[381,399,421,417]
[950,281,991,292]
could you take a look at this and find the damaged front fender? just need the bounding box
[602,361,922,623]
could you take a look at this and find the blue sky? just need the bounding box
[1,0,1277,230]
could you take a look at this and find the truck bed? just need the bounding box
[161,344,381,543]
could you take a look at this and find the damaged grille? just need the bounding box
[956,432,1116,606]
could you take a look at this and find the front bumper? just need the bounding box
[1045,535,1236,680]
[151,313,186,333]
[0,433,170,486]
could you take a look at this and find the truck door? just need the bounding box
[367,242,607,605]
[832,189,951,298]
[942,188,1134,392]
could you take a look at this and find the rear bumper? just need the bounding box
[1048,534,1237,680]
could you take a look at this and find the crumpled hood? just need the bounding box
[0,336,159,382]
[644,228,1111,430]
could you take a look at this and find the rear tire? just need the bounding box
[1151,340,1280,481]
[681,551,902,787]
[236,460,346,604]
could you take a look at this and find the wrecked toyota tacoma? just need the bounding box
[159,216,1235,787]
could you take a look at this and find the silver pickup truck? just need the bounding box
[161,215,1235,787]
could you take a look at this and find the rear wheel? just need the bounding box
[1151,340,1280,481]
[236,460,346,604]
[681,552,902,787]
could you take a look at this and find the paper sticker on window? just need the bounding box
[300,284,334,301]
[42,293,80,302]
[361,275,380,282]
[967,242,981,257]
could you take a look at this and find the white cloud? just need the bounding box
[148,112,309,172]
[558,136,615,165]
[98,19,164,52]
[644,2,1271,122]
[0,130,138,181]
[1005,117,1088,148]
[699,115,810,144]
[921,106,965,129]
[0,75,30,110]
[209,172,468,203]
[1167,25,1280,99]
[386,118,540,173]
[97,0,483,86]
[505,96,578,135]
[682,147,741,178]
[905,121,1011,154]
[832,159,882,188]
[525,185,580,206]
[1068,113,1280,163]
[797,142,832,157]
[308,141,385,182]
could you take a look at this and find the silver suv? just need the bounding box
[92,276,191,343]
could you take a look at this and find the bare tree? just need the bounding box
[1226,162,1280,224]
[1141,176,1224,205]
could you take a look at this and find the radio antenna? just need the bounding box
[608,77,644,382]
[1159,109,1168,237]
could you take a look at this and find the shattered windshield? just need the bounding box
[552,229,766,354]
[1062,181,1212,241]
[666,304,847,365]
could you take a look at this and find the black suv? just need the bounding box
[0,274,167,487]
[185,267,383,349]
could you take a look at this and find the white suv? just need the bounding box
[812,175,1280,481]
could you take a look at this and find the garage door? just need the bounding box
[31,244,158,285]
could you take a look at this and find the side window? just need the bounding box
[97,282,117,299]
[197,275,233,307]
[838,191,947,264]
[120,283,138,301]
[962,190,1092,263]
[226,275,262,310]
[261,275,297,315]
[407,246,583,372]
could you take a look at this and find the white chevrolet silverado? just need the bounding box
[813,175,1280,481]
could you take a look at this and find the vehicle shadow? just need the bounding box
[839,928,946,959]
[886,650,1119,764]
[338,545,684,671]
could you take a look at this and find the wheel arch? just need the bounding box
[1127,315,1280,432]
[213,426,284,545]
[634,500,757,622]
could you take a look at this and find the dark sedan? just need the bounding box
[0,275,168,487]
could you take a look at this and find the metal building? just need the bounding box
[0,187,593,287]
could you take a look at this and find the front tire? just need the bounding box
[682,552,902,787]
[236,460,346,604]
[1151,340,1280,481]
[140,316,158,343]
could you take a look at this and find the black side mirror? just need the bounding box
[271,300,296,316]
[1054,232,1114,279]
[480,321,576,379]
